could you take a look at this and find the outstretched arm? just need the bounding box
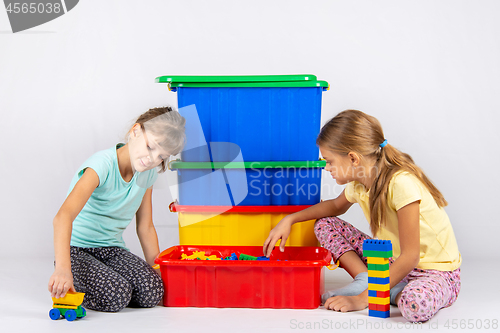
[136,187,160,266]
[49,168,99,298]
[263,190,353,257]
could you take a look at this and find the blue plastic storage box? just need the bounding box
[156,75,329,162]
[170,160,326,206]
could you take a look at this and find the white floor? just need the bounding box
[1,256,497,333]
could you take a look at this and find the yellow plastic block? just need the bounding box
[52,291,85,307]
[181,251,207,260]
[368,296,390,305]
[368,283,390,291]
[181,252,223,261]
[368,269,389,278]
[206,255,221,260]
[178,212,318,246]
[367,257,390,265]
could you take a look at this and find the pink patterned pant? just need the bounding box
[315,216,461,322]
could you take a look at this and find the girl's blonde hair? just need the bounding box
[317,110,447,235]
[129,106,186,173]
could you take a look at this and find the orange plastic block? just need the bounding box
[369,303,390,312]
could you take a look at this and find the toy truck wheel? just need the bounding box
[65,309,77,321]
[81,307,86,318]
[49,308,61,320]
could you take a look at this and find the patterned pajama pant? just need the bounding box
[69,246,164,312]
[314,217,461,322]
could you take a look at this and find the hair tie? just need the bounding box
[379,139,388,148]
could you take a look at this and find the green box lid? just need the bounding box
[156,74,329,89]
[156,74,317,83]
[169,160,326,170]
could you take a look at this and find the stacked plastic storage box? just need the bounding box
[157,75,329,246]
[154,245,332,308]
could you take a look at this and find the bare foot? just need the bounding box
[324,294,368,312]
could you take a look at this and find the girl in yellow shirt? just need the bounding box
[263,110,461,322]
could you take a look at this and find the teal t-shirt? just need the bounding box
[68,143,158,250]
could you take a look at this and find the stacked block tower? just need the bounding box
[363,239,392,318]
[157,75,329,247]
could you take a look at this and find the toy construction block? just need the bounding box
[368,276,390,284]
[239,253,258,260]
[368,296,390,305]
[368,263,390,271]
[369,309,390,318]
[363,239,392,252]
[363,239,392,319]
[368,283,390,291]
[368,290,390,298]
[363,240,393,258]
[181,251,221,260]
[369,303,390,312]
[368,269,389,278]
[363,250,392,258]
[224,253,239,260]
[367,257,390,265]
[181,251,206,260]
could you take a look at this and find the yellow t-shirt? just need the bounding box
[344,171,461,271]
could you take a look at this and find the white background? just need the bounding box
[1,0,497,260]
[1,1,499,331]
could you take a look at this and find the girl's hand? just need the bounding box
[323,294,368,312]
[263,216,293,257]
[48,268,76,299]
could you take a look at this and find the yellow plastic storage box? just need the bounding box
[170,203,318,246]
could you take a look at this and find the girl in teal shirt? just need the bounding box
[48,107,185,312]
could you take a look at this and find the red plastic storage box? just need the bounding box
[154,245,332,309]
